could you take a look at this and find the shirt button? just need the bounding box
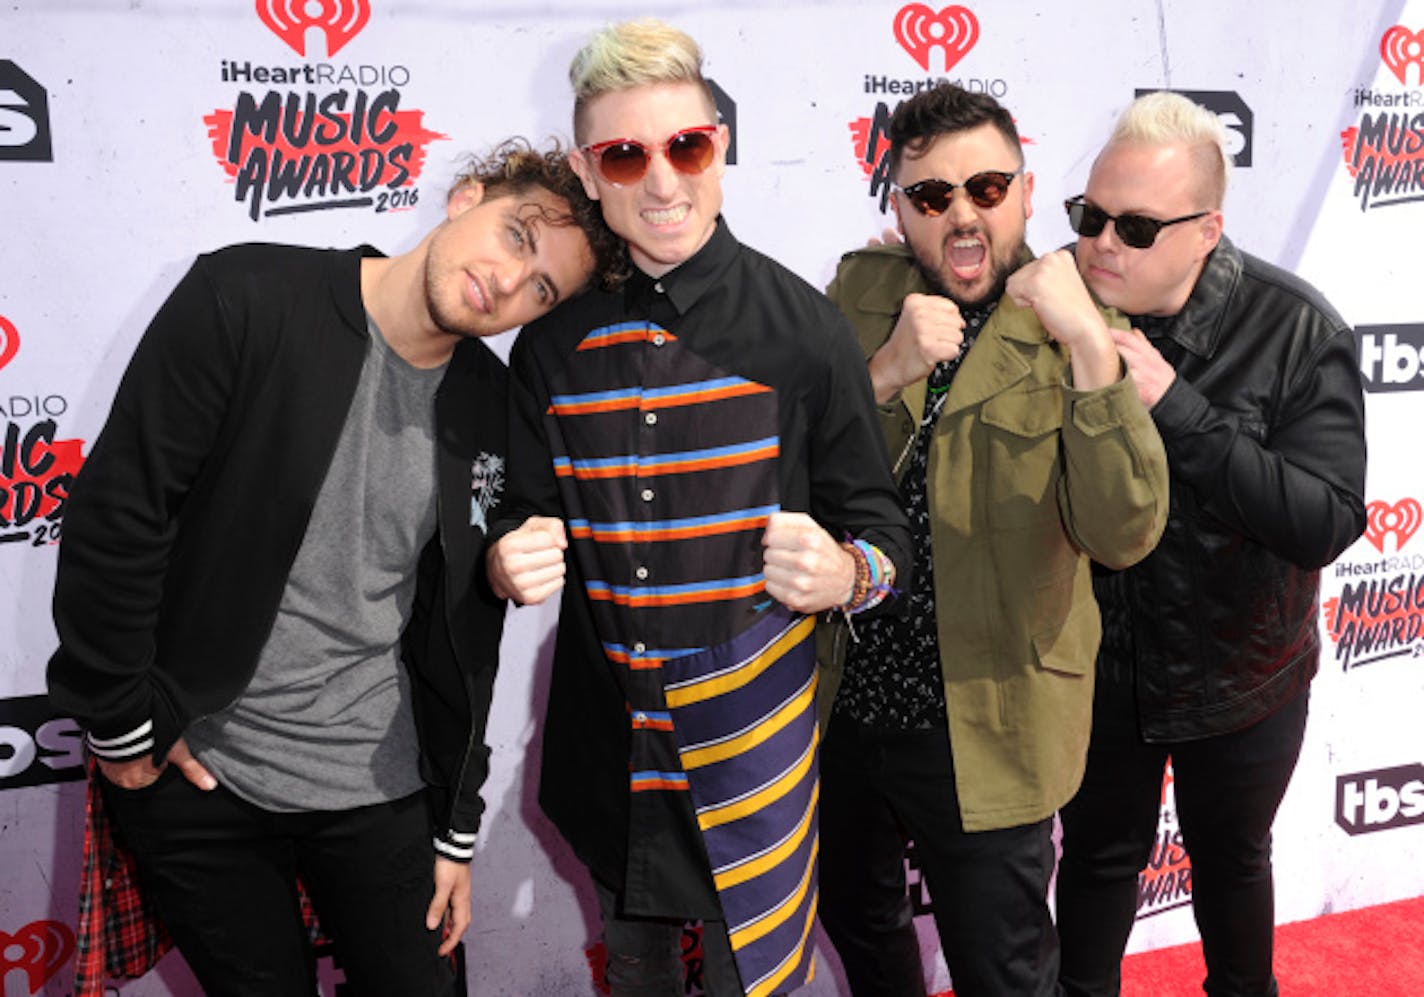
[641,488,655,502]
[633,641,646,654]
[635,566,649,580]
[653,281,665,294]
[644,412,658,426]
[652,333,666,346]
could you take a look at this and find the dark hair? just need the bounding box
[888,84,1022,179]
[451,138,628,291]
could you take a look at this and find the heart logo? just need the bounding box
[0,920,75,991]
[255,0,371,58]
[1380,25,1424,86]
[1364,498,1423,553]
[0,315,18,372]
[893,5,980,73]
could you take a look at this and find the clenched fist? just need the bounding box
[867,292,967,404]
[1005,250,1119,390]
[486,516,568,605]
[762,511,857,614]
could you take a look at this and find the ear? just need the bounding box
[890,188,906,238]
[568,147,601,201]
[1021,170,1035,222]
[1197,209,1224,260]
[447,181,484,220]
[713,123,731,178]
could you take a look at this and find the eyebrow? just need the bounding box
[531,228,564,304]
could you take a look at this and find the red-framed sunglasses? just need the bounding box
[581,125,719,186]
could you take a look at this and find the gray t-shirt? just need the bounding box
[187,317,445,812]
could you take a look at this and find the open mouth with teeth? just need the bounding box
[643,204,690,227]
[949,238,987,280]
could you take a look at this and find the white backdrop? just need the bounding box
[3,2,1423,994]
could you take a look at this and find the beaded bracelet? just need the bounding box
[837,539,897,614]
[840,541,872,609]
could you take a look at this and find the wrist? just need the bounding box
[868,348,908,405]
[836,546,858,606]
[835,540,896,615]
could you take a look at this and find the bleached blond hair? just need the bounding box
[1109,91,1232,208]
[569,19,717,143]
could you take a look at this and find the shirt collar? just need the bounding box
[624,216,738,316]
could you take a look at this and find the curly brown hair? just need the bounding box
[449,138,628,292]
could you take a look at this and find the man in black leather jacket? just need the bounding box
[1054,93,1367,997]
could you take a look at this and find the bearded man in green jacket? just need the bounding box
[816,83,1169,997]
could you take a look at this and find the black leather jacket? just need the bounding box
[1093,237,1367,741]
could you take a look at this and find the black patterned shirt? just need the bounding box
[834,304,994,729]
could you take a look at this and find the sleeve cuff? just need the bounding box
[434,829,477,863]
[86,720,156,761]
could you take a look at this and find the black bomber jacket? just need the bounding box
[46,244,508,859]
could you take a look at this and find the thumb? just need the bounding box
[426,878,451,931]
[529,515,567,549]
[764,510,810,546]
[763,510,791,545]
[167,737,218,791]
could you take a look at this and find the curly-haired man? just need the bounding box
[48,139,622,996]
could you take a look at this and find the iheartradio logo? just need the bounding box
[256,0,372,58]
[1380,25,1424,87]
[893,4,979,73]
[1363,498,1422,554]
[0,921,74,992]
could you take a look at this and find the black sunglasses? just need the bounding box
[893,170,1021,215]
[1064,196,1209,249]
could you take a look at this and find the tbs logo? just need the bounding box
[1357,324,1424,393]
[1135,89,1252,168]
[0,61,53,162]
[1335,764,1424,835]
[0,694,85,790]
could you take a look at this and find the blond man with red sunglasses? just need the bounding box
[485,18,910,997]
[816,83,1169,996]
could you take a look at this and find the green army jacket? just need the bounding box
[821,244,1169,832]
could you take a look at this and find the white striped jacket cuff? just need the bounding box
[86,720,155,761]
[434,829,477,863]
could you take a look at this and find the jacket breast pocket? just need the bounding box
[980,386,1064,528]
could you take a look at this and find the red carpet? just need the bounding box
[1119,896,1424,996]
[929,896,1424,996]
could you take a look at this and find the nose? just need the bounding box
[642,148,680,199]
[493,255,533,296]
[945,187,978,228]
[1092,218,1120,253]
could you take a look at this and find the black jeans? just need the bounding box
[818,717,1061,997]
[101,768,453,997]
[592,877,746,997]
[1056,678,1309,997]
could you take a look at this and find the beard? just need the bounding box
[424,265,469,338]
[422,236,489,340]
[910,231,1027,312]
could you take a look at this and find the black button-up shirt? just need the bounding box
[493,218,909,923]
